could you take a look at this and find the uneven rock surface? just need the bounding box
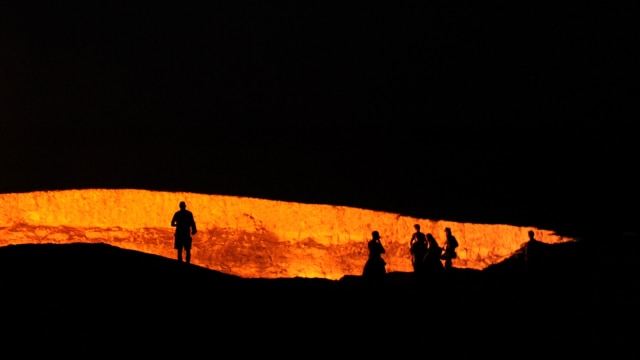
[0,189,574,279]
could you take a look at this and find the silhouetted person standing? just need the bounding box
[410,224,428,278]
[523,230,541,269]
[409,224,427,276]
[171,201,197,264]
[410,224,427,247]
[362,230,387,284]
[441,227,459,270]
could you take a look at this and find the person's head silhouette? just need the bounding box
[179,201,186,210]
[414,224,421,231]
[372,231,381,240]
[528,230,535,241]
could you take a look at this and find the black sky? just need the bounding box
[1,2,638,235]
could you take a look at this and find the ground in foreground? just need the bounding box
[1,234,637,356]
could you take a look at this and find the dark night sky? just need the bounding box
[1,2,638,235]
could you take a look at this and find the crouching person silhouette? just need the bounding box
[171,201,197,264]
[362,231,387,284]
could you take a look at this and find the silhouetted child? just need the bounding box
[441,227,459,270]
[362,230,387,284]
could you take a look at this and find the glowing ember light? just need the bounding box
[0,189,575,279]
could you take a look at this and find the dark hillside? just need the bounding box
[1,234,637,356]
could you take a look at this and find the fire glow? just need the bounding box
[0,189,574,280]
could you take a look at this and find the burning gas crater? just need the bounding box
[0,189,574,279]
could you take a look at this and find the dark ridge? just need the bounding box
[1,234,637,355]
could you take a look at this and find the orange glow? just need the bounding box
[0,189,575,279]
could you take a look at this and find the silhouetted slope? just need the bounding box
[1,237,637,356]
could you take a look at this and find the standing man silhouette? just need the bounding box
[410,224,428,277]
[523,230,541,270]
[171,201,197,264]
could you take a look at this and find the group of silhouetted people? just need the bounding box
[361,224,460,285]
[409,224,459,281]
[172,201,460,281]
[174,200,542,284]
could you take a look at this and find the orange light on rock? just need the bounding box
[0,189,575,279]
